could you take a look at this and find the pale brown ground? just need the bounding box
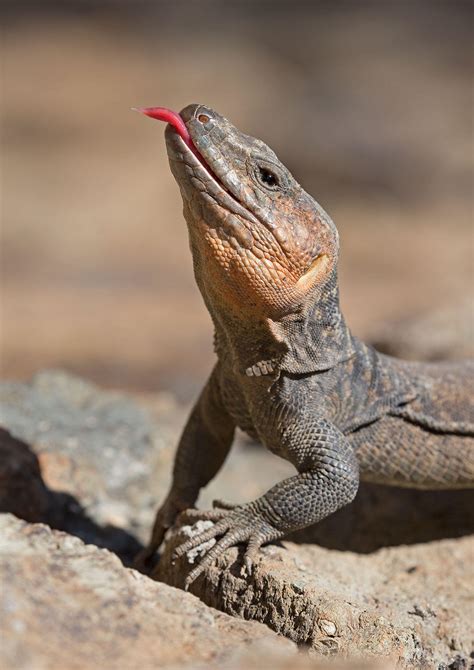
[2,4,473,399]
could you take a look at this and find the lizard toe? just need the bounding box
[241,535,264,577]
[173,519,229,560]
[184,529,251,589]
[212,498,239,510]
[178,507,228,523]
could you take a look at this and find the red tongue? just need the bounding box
[134,106,193,149]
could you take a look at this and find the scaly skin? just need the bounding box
[137,104,474,588]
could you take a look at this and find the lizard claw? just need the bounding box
[241,535,263,577]
[240,555,253,578]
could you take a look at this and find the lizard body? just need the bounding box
[137,104,474,586]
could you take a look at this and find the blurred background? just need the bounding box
[2,0,473,401]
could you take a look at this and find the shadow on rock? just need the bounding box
[289,481,474,553]
[0,428,143,566]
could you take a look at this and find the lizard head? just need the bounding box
[139,103,340,321]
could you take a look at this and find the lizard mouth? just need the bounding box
[134,106,257,223]
[134,107,203,162]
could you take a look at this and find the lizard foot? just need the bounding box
[177,498,239,524]
[173,504,282,589]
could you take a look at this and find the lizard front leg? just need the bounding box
[173,418,359,588]
[136,366,235,568]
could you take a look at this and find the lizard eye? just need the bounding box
[256,166,279,189]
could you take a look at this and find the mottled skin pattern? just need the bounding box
[138,104,474,588]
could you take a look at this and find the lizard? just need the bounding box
[134,103,474,589]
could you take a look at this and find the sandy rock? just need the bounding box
[156,524,474,669]
[0,514,295,670]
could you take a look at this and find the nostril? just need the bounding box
[198,113,211,123]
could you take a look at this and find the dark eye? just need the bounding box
[258,167,279,188]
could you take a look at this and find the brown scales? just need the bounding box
[136,104,474,588]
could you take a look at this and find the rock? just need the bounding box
[0,514,295,670]
[0,370,182,563]
[1,370,473,668]
[0,370,168,508]
[156,524,474,669]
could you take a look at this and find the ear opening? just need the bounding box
[296,253,329,292]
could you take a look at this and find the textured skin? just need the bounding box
[137,104,474,586]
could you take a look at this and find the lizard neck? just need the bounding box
[270,264,356,375]
[213,314,284,378]
[212,265,355,377]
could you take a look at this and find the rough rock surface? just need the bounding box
[0,514,296,670]
[0,370,182,563]
[1,370,473,669]
[157,524,474,669]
